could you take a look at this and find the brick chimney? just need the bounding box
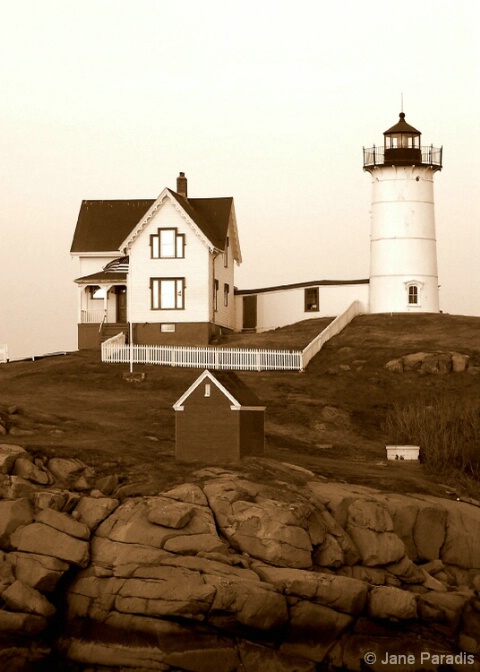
[176,172,187,198]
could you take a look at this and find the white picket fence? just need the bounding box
[101,302,362,372]
[102,340,302,371]
[0,344,8,364]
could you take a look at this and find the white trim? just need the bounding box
[119,189,214,253]
[173,369,240,409]
[71,251,121,258]
[230,406,266,411]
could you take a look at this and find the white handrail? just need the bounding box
[301,301,363,370]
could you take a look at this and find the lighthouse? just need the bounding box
[363,112,443,313]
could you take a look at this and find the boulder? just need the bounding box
[33,490,69,512]
[416,496,480,568]
[91,536,171,573]
[421,353,452,374]
[204,480,313,568]
[47,457,88,484]
[72,496,119,531]
[0,497,34,548]
[238,641,317,672]
[163,482,209,507]
[368,585,418,620]
[10,522,90,567]
[0,608,48,635]
[206,574,288,630]
[385,358,404,372]
[313,533,344,567]
[147,499,195,528]
[115,570,216,621]
[96,498,221,551]
[58,637,169,670]
[94,473,119,496]
[451,352,470,372]
[280,600,353,663]
[417,591,470,635]
[347,525,405,567]
[0,444,27,474]
[268,566,366,615]
[402,352,429,370]
[9,552,69,592]
[2,580,56,618]
[35,508,90,540]
[0,553,15,592]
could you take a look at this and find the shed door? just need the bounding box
[243,295,257,330]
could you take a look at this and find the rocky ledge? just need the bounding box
[2,444,480,671]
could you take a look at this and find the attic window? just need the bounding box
[204,383,211,397]
[151,228,185,259]
[224,236,229,268]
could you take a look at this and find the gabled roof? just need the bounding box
[71,189,239,259]
[70,200,154,253]
[173,370,264,411]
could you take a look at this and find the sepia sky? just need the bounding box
[1,0,479,359]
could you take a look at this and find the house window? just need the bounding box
[151,228,185,258]
[224,236,229,268]
[204,383,211,397]
[151,278,185,310]
[305,287,319,312]
[408,285,419,305]
[224,283,230,307]
[160,324,176,332]
[214,279,219,312]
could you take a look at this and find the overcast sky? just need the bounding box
[1,0,479,359]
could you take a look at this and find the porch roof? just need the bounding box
[74,270,127,285]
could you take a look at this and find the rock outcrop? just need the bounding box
[385,350,480,374]
[1,448,480,671]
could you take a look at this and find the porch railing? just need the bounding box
[81,309,106,324]
[0,344,8,363]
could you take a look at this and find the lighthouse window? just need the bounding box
[305,287,319,312]
[408,285,419,305]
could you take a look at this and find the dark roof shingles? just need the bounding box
[71,193,233,254]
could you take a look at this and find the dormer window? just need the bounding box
[151,228,185,259]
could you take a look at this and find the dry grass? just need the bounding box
[1,312,480,497]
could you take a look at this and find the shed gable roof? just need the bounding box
[173,370,264,411]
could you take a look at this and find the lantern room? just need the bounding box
[363,112,442,171]
[383,112,422,165]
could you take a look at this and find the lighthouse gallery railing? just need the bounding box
[363,145,443,169]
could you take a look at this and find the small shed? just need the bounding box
[173,369,265,462]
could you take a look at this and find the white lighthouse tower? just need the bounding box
[363,112,443,313]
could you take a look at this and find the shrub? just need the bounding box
[384,395,480,478]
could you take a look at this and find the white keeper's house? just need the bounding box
[70,111,443,349]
